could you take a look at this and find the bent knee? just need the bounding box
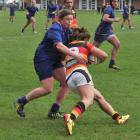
[42,87,53,95]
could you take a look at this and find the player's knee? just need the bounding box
[83,97,93,108]
[95,93,104,102]
[115,42,120,50]
[43,87,53,95]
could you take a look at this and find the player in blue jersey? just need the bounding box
[45,0,59,30]
[93,0,121,70]
[21,0,39,34]
[15,9,86,118]
[121,2,132,30]
[9,1,17,22]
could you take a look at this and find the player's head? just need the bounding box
[64,0,73,10]
[110,0,119,8]
[49,0,55,5]
[31,0,36,6]
[70,27,90,42]
[58,9,73,29]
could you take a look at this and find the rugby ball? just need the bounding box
[88,54,97,64]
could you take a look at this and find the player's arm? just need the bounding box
[56,42,87,64]
[103,14,121,22]
[88,44,108,64]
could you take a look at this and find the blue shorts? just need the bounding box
[123,15,129,20]
[26,15,32,21]
[94,32,114,43]
[48,13,55,19]
[34,59,64,81]
[10,12,15,16]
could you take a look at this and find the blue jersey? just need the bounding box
[47,4,59,15]
[10,3,16,16]
[95,6,115,34]
[26,5,38,17]
[123,6,129,16]
[34,22,72,62]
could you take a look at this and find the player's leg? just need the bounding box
[107,35,121,70]
[121,18,125,30]
[48,66,69,119]
[15,77,54,117]
[31,17,37,33]
[64,84,94,135]
[94,88,130,124]
[15,60,54,117]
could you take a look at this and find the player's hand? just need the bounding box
[114,18,121,22]
[74,53,87,64]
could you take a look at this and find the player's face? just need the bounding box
[32,0,36,6]
[112,0,119,8]
[65,0,73,10]
[60,15,73,29]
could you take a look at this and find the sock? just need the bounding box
[18,96,28,105]
[129,26,131,29]
[109,59,115,66]
[112,112,121,121]
[121,25,123,28]
[49,103,60,113]
[70,101,85,121]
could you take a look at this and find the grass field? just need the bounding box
[0,10,140,140]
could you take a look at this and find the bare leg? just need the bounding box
[94,88,130,124]
[94,88,116,116]
[22,20,31,32]
[53,67,69,105]
[26,77,54,101]
[107,35,120,69]
[48,67,69,118]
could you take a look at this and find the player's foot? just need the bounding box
[64,114,74,135]
[117,114,130,125]
[14,101,25,117]
[129,26,134,29]
[21,29,24,33]
[121,27,125,30]
[109,64,120,70]
[33,31,38,34]
[48,111,63,119]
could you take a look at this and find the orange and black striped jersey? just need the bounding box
[66,40,94,75]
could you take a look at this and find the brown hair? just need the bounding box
[58,9,73,20]
[69,27,90,42]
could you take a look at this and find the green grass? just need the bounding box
[0,10,140,140]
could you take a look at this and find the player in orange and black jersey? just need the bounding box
[63,0,78,28]
[63,27,130,135]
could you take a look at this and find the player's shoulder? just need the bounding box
[104,6,113,13]
[50,23,63,32]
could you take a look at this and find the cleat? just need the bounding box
[33,31,38,34]
[64,114,74,135]
[121,27,125,30]
[117,114,130,125]
[14,101,25,117]
[109,64,120,70]
[48,111,64,119]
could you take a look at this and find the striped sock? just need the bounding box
[70,101,85,121]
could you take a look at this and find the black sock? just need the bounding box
[49,103,60,113]
[18,96,28,105]
[109,59,115,66]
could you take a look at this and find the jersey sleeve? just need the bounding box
[87,43,95,52]
[47,26,63,44]
[104,7,112,15]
